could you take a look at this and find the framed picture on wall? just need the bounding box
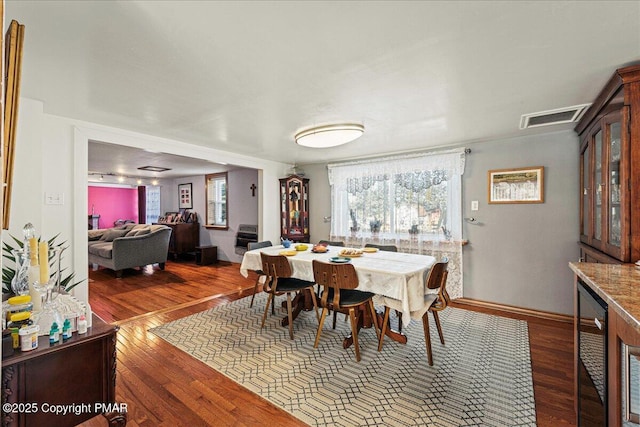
[178,183,193,209]
[488,166,544,204]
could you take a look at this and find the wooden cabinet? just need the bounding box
[1,316,125,427]
[279,175,309,243]
[160,223,199,258]
[577,64,640,263]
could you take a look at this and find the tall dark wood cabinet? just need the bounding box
[279,175,309,243]
[1,316,125,427]
[577,64,640,264]
[161,223,199,258]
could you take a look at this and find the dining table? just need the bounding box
[240,244,437,346]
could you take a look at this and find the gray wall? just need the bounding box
[165,169,259,263]
[302,129,579,315]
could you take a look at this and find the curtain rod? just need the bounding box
[327,147,470,168]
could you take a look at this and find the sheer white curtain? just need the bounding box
[327,148,466,298]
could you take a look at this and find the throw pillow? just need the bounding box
[99,228,130,242]
[125,227,151,237]
[133,228,151,237]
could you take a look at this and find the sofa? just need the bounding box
[88,224,172,277]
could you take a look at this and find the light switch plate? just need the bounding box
[471,200,479,211]
[45,192,64,205]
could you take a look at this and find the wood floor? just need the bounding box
[80,258,575,426]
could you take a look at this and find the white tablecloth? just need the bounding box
[240,245,436,326]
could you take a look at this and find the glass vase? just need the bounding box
[10,249,30,296]
[33,246,64,334]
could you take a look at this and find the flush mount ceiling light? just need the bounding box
[137,165,171,172]
[294,123,364,148]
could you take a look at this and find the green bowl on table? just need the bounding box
[329,257,350,263]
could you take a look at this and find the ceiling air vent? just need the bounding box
[519,104,591,129]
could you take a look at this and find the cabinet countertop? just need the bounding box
[570,262,640,333]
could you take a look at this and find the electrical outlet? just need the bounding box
[471,200,479,211]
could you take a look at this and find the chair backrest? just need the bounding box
[365,243,398,252]
[248,240,273,251]
[425,258,450,310]
[312,259,334,289]
[332,263,359,290]
[312,260,359,308]
[318,240,345,247]
[260,253,292,279]
[425,259,448,290]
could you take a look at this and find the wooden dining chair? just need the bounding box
[260,253,320,340]
[379,258,450,365]
[318,240,345,247]
[312,260,380,362]
[420,258,449,365]
[247,240,273,308]
[364,243,398,252]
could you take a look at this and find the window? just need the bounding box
[328,149,467,301]
[328,149,466,242]
[145,186,161,224]
[205,172,228,229]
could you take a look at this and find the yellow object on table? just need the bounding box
[279,250,297,257]
[39,241,49,284]
[29,237,38,266]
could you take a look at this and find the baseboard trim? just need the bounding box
[451,297,573,325]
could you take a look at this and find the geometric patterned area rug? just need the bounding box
[149,293,537,426]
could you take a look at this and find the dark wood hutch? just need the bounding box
[577,64,640,264]
[279,175,309,243]
[574,64,640,427]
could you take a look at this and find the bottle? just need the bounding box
[7,312,33,349]
[6,295,33,321]
[77,315,88,335]
[62,319,71,341]
[49,322,60,344]
[19,325,39,351]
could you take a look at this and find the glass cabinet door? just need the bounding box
[279,175,310,243]
[594,130,603,245]
[581,144,591,243]
[609,121,622,248]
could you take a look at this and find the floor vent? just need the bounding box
[519,104,591,129]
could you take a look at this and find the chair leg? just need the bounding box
[261,292,273,329]
[377,306,390,352]
[368,300,381,342]
[332,310,338,329]
[314,307,329,348]
[396,310,403,333]
[309,288,320,322]
[262,280,276,315]
[286,292,294,340]
[432,310,445,345]
[349,308,361,362]
[249,276,261,308]
[422,313,434,366]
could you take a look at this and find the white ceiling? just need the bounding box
[6,1,640,174]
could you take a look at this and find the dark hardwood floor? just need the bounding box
[80,258,575,426]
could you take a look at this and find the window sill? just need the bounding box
[204,225,229,230]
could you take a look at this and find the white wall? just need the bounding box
[302,130,579,316]
[3,97,289,306]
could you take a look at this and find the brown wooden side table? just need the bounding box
[1,316,126,427]
[195,245,218,265]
